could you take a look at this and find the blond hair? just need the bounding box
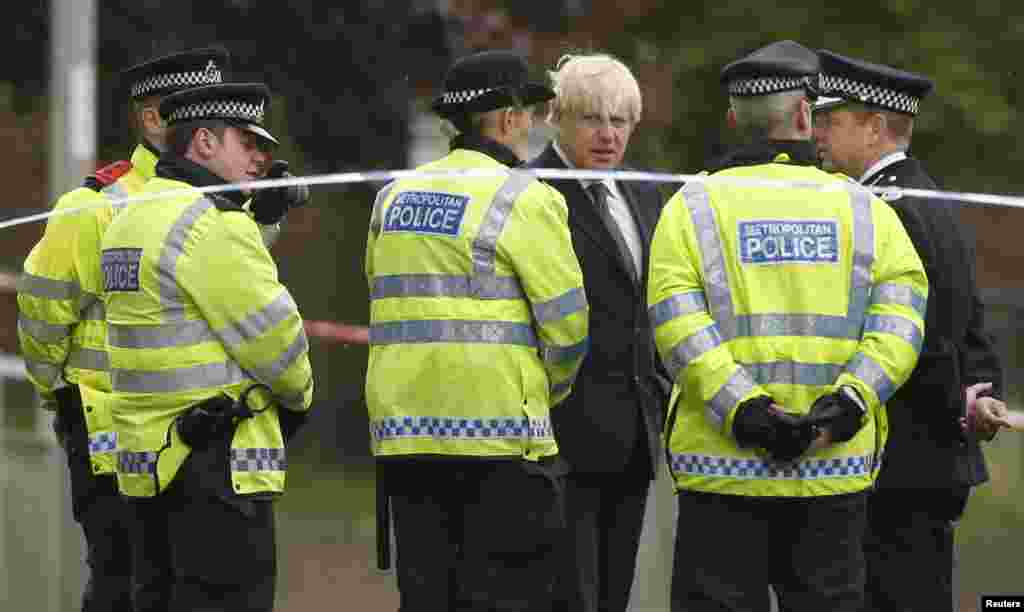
[547,53,642,126]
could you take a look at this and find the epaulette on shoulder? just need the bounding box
[82,160,133,191]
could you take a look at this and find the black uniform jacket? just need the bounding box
[528,143,670,476]
[865,155,1003,490]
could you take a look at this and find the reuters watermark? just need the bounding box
[982,595,1024,609]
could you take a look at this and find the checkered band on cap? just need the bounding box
[440,87,497,105]
[166,98,266,125]
[130,60,224,98]
[820,74,921,114]
[728,76,809,97]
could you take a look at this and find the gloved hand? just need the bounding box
[805,386,867,443]
[250,160,310,225]
[733,395,818,463]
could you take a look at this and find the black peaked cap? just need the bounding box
[121,45,230,100]
[159,82,278,146]
[431,49,555,118]
[815,50,934,115]
[721,40,820,97]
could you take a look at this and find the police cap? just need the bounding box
[431,50,555,119]
[159,82,278,146]
[721,40,820,98]
[815,50,934,115]
[121,45,230,100]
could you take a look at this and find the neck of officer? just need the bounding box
[861,141,908,180]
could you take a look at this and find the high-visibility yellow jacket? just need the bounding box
[18,143,159,475]
[648,150,928,497]
[101,156,313,497]
[365,142,589,462]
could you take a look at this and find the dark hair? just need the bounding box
[166,119,228,157]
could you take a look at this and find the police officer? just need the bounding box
[648,40,928,611]
[365,49,588,611]
[101,82,314,612]
[813,50,1004,612]
[16,45,230,612]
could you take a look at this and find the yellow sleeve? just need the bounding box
[501,182,589,405]
[834,197,928,411]
[17,188,105,402]
[647,185,769,434]
[177,209,313,412]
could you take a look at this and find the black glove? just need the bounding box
[805,386,867,443]
[177,395,243,449]
[278,407,310,442]
[733,395,818,463]
[250,160,311,225]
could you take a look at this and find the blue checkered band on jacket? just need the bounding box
[118,450,158,474]
[670,453,873,480]
[166,99,266,124]
[130,60,224,98]
[88,431,118,453]
[371,416,553,442]
[230,447,286,472]
[728,76,808,97]
[820,75,920,115]
[441,87,497,105]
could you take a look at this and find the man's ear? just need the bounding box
[794,98,812,134]
[726,108,737,130]
[193,127,219,159]
[141,106,164,133]
[868,112,886,144]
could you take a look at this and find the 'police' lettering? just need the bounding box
[738,220,839,265]
[383,191,470,237]
[102,248,143,292]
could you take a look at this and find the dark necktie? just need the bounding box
[588,181,637,285]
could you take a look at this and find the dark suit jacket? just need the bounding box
[865,156,1003,490]
[528,144,670,476]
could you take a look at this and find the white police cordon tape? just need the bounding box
[0,167,1022,231]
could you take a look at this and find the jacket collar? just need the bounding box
[155,154,248,206]
[449,133,523,167]
[705,140,819,174]
[131,141,161,181]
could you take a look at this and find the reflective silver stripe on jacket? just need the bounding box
[844,352,896,403]
[369,319,538,347]
[740,361,845,388]
[708,368,759,425]
[663,325,724,381]
[215,290,298,348]
[683,181,875,341]
[532,287,586,324]
[158,198,215,322]
[649,291,708,328]
[369,182,395,235]
[371,415,553,442]
[671,453,873,480]
[870,282,927,319]
[17,315,71,344]
[471,171,535,298]
[103,181,130,211]
[108,319,215,349]
[111,360,248,393]
[68,347,110,371]
[250,331,309,385]
[230,448,286,472]
[864,314,923,352]
[371,274,525,301]
[118,450,158,474]
[17,273,79,301]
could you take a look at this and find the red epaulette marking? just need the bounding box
[92,160,134,186]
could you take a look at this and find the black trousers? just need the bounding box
[672,490,867,612]
[558,442,651,612]
[128,454,277,612]
[864,487,969,612]
[58,387,133,612]
[380,457,567,612]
